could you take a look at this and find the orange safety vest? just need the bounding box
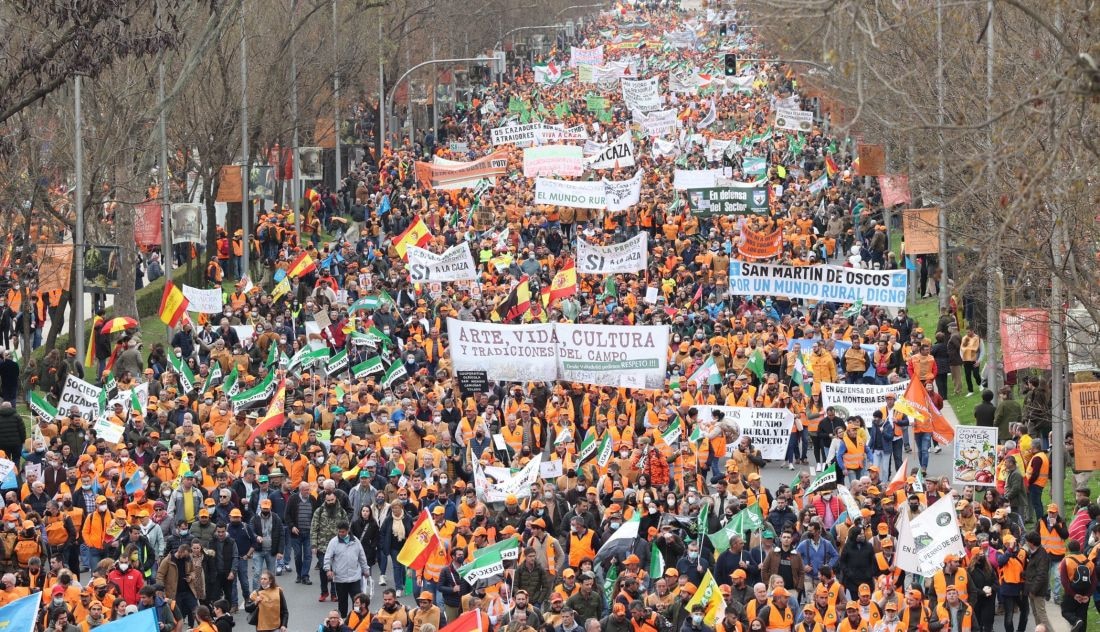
[998,549,1026,584]
[1027,452,1050,488]
[568,530,596,567]
[1039,519,1066,557]
[934,602,972,632]
[842,435,866,471]
[933,568,970,603]
[423,521,455,581]
[45,515,69,547]
[765,605,795,632]
[836,617,869,632]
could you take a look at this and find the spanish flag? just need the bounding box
[85,315,102,367]
[493,276,532,323]
[305,187,321,212]
[246,379,287,445]
[544,261,577,304]
[286,251,317,278]
[393,216,432,260]
[397,510,441,571]
[158,281,189,327]
[824,154,839,178]
[439,609,487,632]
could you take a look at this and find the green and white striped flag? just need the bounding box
[224,366,240,397]
[649,540,665,579]
[207,362,223,388]
[103,371,118,397]
[661,417,682,446]
[577,432,599,464]
[381,359,407,388]
[97,387,107,415]
[230,370,276,413]
[288,346,329,372]
[265,343,279,368]
[326,349,349,376]
[352,356,383,379]
[708,505,765,553]
[595,434,614,468]
[804,463,838,496]
[28,391,57,421]
[367,326,393,348]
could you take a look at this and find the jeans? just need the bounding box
[812,435,829,464]
[290,530,312,580]
[914,432,932,471]
[87,547,106,572]
[785,434,801,464]
[252,551,278,579]
[873,450,891,476]
[380,550,405,587]
[800,429,809,462]
[1001,593,1029,632]
[845,467,864,484]
[1049,564,1063,606]
[230,559,251,607]
[891,441,905,474]
[281,526,291,568]
[1028,485,1044,524]
[318,556,330,594]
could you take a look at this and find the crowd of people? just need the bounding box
[0,2,1097,632]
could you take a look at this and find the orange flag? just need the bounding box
[897,380,956,444]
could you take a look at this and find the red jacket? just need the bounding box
[107,567,145,605]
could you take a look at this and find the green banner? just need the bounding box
[686,186,770,216]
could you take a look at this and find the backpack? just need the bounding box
[1069,556,1092,594]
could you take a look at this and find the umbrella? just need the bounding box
[100,316,138,334]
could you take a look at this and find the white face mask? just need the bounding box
[98,504,108,512]
[316,457,325,465]
[118,563,129,571]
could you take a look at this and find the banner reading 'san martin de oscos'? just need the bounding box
[729,262,908,307]
[447,319,668,387]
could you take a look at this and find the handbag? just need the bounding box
[244,599,258,626]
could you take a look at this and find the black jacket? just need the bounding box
[0,406,26,449]
[284,493,318,532]
[210,535,239,573]
[249,511,284,554]
[1023,546,1051,598]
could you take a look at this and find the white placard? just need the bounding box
[555,323,669,389]
[602,170,644,212]
[697,406,793,461]
[539,459,564,479]
[729,262,909,308]
[406,243,478,282]
[774,107,814,133]
[59,374,102,420]
[570,46,604,67]
[181,285,224,314]
[621,77,662,112]
[534,178,607,210]
[674,168,724,190]
[577,233,648,275]
[93,418,125,444]
[491,123,547,147]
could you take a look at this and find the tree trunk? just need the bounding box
[114,205,138,317]
[204,171,218,258]
[42,291,70,352]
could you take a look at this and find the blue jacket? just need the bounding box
[795,536,839,579]
[227,520,255,557]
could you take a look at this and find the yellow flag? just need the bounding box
[684,570,726,625]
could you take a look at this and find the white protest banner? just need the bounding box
[447,318,558,382]
[555,323,669,389]
[669,71,698,94]
[818,380,910,426]
[491,123,547,147]
[485,454,543,502]
[897,495,966,576]
[820,381,910,422]
[729,261,909,307]
[570,45,604,67]
[602,170,643,212]
[705,139,732,162]
[181,285,224,314]
[534,178,607,210]
[59,374,103,420]
[674,168,724,190]
[774,107,813,133]
[577,233,648,274]
[586,131,636,170]
[536,125,589,142]
[406,243,477,282]
[952,425,998,486]
[621,77,662,112]
[523,145,585,178]
[0,460,14,484]
[636,109,680,137]
[696,406,792,461]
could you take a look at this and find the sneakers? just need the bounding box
[294,577,302,584]
[786,463,794,470]
[302,577,313,585]
[396,590,403,597]
[319,593,329,602]
[933,445,942,454]
[379,577,387,586]
[275,566,284,576]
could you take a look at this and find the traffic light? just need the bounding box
[724,53,737,76]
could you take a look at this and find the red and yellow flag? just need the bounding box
[158,281,189,327]
[287,251,317,278]
[825,155,839,178]
[246,379,287,446]
[544,261,577,305]
[397,510,441,571]
[393,216,432,260]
